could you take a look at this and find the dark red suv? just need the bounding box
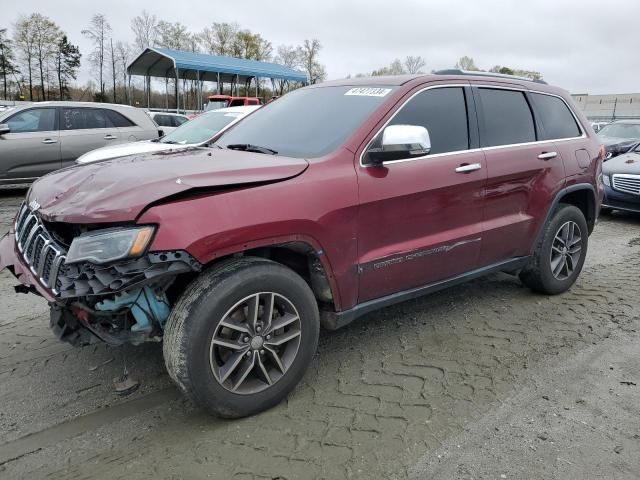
[0,72,604,417]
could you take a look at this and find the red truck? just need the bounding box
[205,94,262,111]
[0,72,604,418]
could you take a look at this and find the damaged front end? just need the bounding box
[3,202,201,346]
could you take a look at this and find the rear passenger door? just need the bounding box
[104,109,143,142]
[59,107,120,167]
[356,85,486,302]
[475,86,567,266]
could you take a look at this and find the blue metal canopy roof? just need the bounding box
[128,47,308,83]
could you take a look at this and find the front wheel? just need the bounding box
[520,205,588,295]
[163,257,320,418]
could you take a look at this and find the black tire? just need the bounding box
[520,204,588,295]
[163,257,319,418]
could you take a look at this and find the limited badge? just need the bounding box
[344,87,392,97]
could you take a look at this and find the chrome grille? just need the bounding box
[13,203,66,295]
[612,174,640,196]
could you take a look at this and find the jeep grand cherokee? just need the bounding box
[0,72,604,418]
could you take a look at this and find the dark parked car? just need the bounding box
[597,120,640,159]
[0,72,604,418]
[602,144,640,213]
[0,102,159,185]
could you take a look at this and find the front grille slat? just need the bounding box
[13,203,67,295]
[612,174,640,195]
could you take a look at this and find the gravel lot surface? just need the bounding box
[0,187,638,479]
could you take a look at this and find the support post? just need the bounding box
[175,67,179,113]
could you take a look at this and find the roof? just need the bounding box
[316,73,558,91]
[127,47,308,83]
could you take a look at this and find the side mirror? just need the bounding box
[366,124,431,165]
[0,124,10,135]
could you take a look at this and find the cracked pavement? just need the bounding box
[0,187,638,479]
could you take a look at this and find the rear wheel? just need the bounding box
[163,257,319,418]
[520,205,588,294]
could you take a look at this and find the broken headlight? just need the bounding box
[66,226,155,265]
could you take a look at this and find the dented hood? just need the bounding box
[28,148,309,223]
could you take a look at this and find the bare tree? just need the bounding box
[273,45,300,95]
[115,41,130,103]
[131,10,158,52]
[83,14,112,100]
[298,39,326,84]
[13,15,36,100]
[404,55,426,74]
[455,56,479,71]
[31,14,61,100]
[200,22,238,56]
[0,28,18,100]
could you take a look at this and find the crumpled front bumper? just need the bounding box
[0,230,57,302]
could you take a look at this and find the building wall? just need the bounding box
[571,93,640,121]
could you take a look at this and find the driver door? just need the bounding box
[0,107,60,182]
[356,85,487,302]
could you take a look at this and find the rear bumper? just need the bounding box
[602,185,640,213]
[0,230,57,302]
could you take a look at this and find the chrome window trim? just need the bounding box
[360,83,586,168]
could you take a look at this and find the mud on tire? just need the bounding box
[520,204,588,295]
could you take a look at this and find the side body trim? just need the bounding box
[320,256,529,330]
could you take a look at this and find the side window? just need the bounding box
[531,93,581,140]
[478,89,536,147]
[105,109,136,128]
[6,108,56,133]
[372,87,469,155]
[173,116,188,127]
[154,115,172,127]
[61,108,114,130]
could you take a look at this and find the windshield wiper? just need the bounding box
[226,143,278,155]
[161,140,179,145]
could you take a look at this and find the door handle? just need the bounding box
[42,138,57,144]
[104,134,118,140]
[455,163,482,173]
[537,151,558,160]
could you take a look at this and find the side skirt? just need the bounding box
[320,256,530,330]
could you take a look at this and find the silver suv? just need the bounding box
[0,101,159,185]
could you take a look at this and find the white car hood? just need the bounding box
[76,140,195,164]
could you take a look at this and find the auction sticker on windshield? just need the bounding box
[344,87,392,97]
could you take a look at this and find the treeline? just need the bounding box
[0,10,327,105]
[352,55,543,81]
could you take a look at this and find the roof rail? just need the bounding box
[434,69,548,85]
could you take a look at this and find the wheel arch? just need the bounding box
[533,183,597,254]
[198,236,342,312]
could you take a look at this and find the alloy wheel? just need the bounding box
[209,292,302,394]
[549,221,582,281]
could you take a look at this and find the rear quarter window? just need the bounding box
[105,109,136,128]
[531,93,581,140]
[478,88,536,147]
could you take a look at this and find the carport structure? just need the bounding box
[127,47,308,112]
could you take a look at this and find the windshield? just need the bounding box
[205,101,228,111]
[598,123,640,139]
[160,111,242,145]
[215,86,397,158]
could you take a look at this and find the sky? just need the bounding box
[3,0,639,94]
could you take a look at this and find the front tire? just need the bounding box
[520,205,588,295]
[163,257,320,418]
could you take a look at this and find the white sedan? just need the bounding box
[76,106,259,164]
